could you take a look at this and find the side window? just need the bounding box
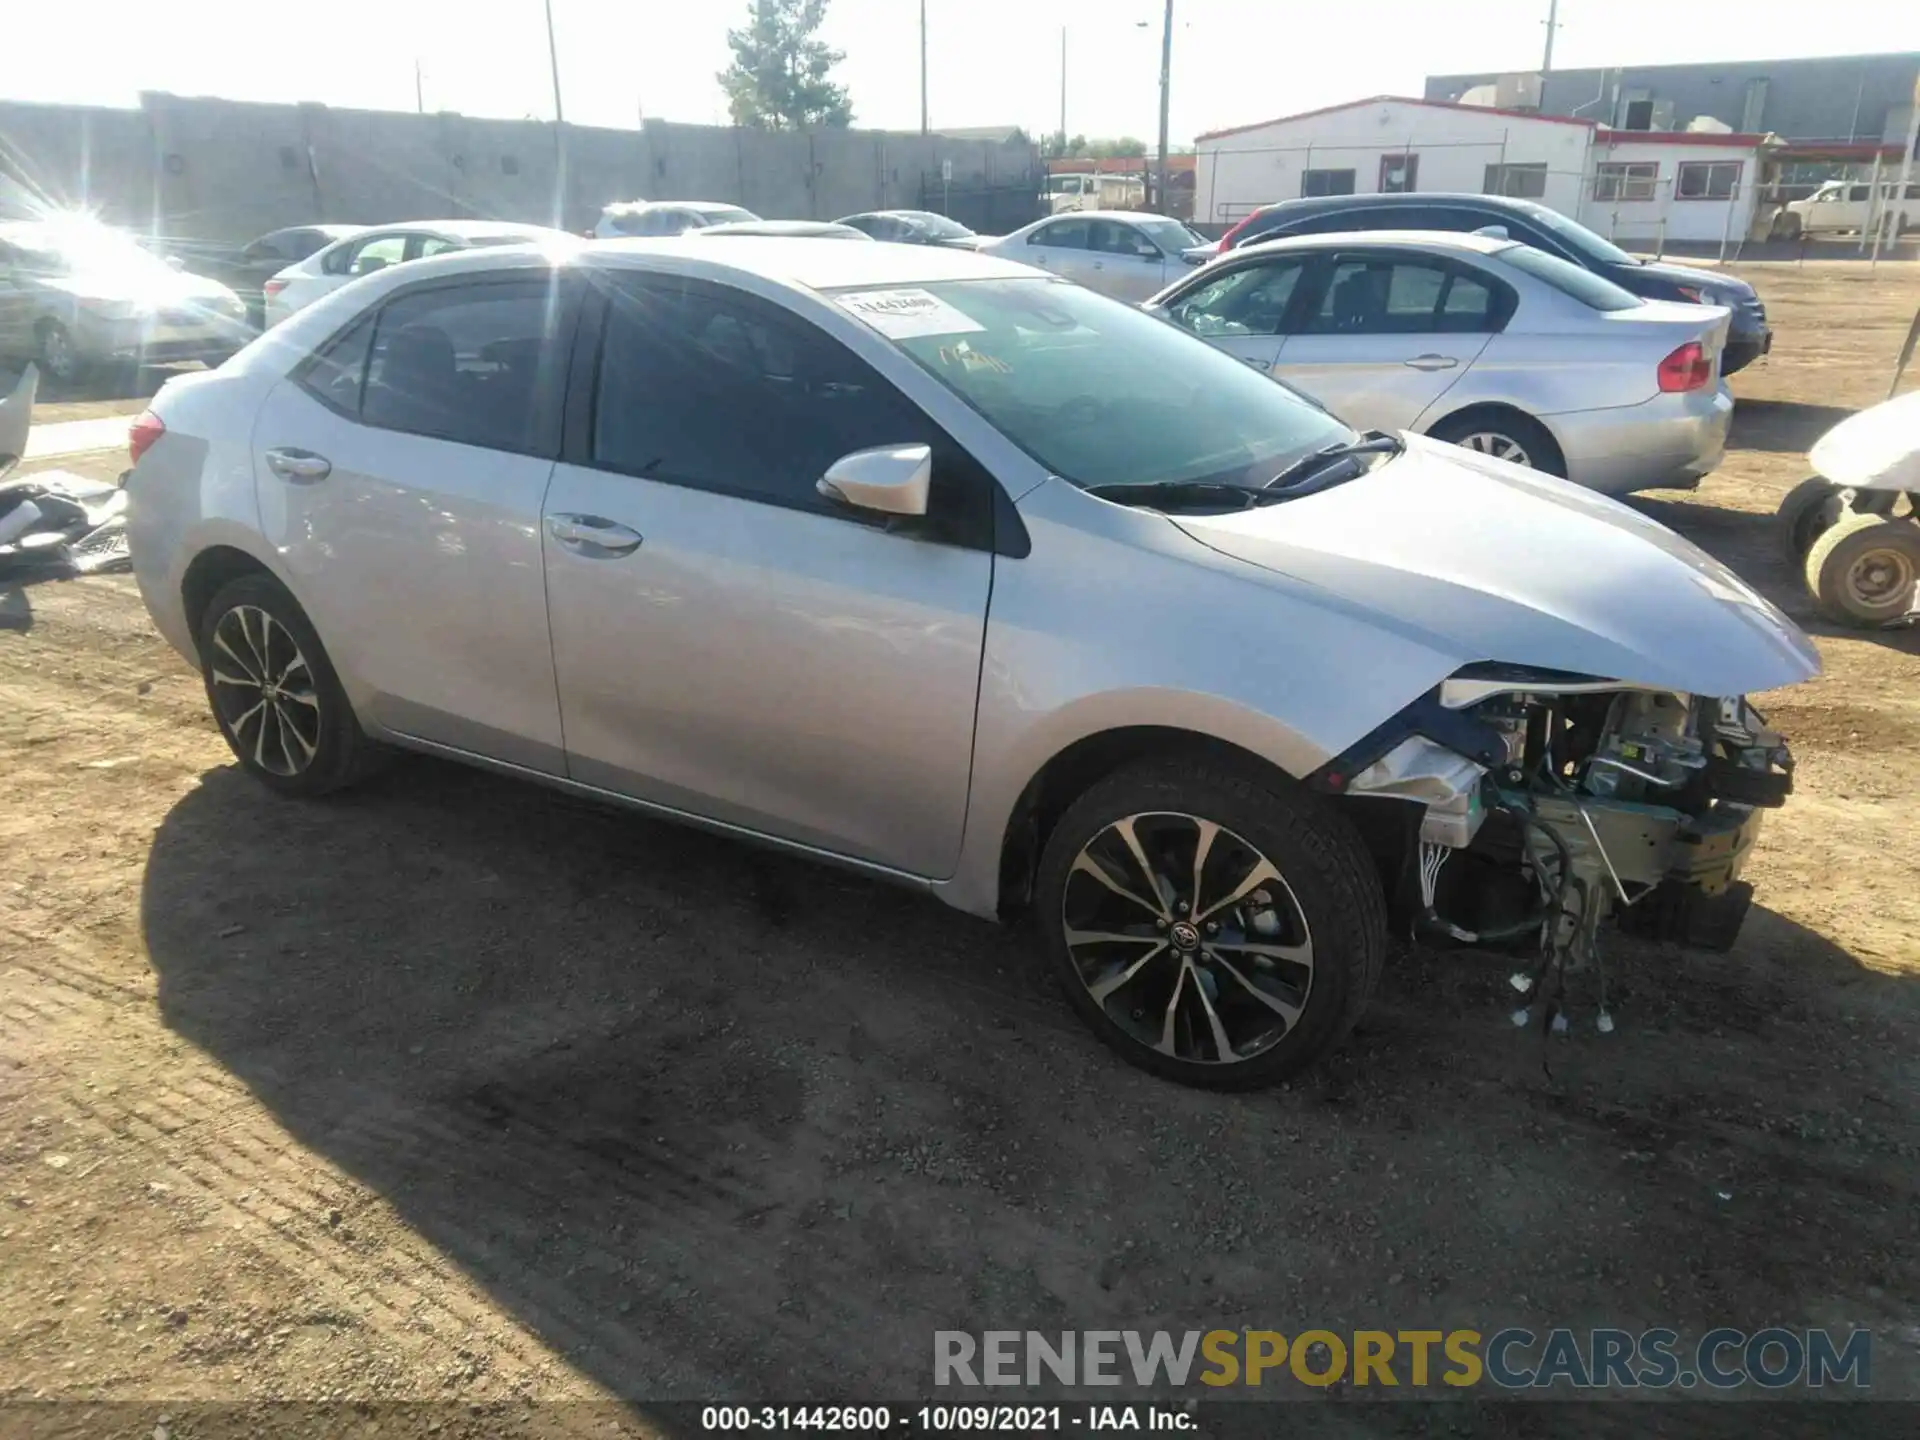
[360,280,566,454]
[1847,185,1871,203]
[1168,260,1305,336]
[591,277,964,522]
[293,311,377,415]
[1032,219,1089,250]
[1088,220,1150,256]
[415,236,463,260]
[1304,258,1498,336]
[341,234,406,277]
[242,239,286,264]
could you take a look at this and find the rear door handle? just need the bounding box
[548,513,643,556]
[1404,354,1459,371]
[264,447,331,482]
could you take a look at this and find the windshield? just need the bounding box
[1134,216,1204,252]
[1497,243,1642,311]
[833,277,1355,492]
[1500,198,1638,267]
[899,212,975,240]
[702,207,759,226]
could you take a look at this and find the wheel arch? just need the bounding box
[993,725,1307,919]
[1421,400,1568,475]
[180,544,281,660]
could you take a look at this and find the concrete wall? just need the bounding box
[0,94,1039,244]
[1194,100,1592,226]
[1575,138,1763,246]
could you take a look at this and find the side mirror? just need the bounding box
[166,254,186,270]
[1472,224,1510,240]
[816,443,932,518]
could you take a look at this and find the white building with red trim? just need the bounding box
[1193,95,1771,249]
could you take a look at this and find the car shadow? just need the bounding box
[141,756,1920,1402]
[1633,495,1920,655]
[1727,399,1856,457]
[0,584,30,632]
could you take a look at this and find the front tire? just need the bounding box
[1034,756,1387,1089]
[37,322,86,386]
[1804,514,1920,627]
[197,573,378,795]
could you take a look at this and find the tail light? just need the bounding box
[1657,340,1713,393]
[1217,211,1262,250]
[129,410,165,466]
[262,279,288,298]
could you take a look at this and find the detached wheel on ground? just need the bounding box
[1034,756,1387,1090]
[196,572,380,795]
[1426,410,1566,478]
[1803,513,1920,627]
[36,321,86,385]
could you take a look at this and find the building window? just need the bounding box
[1593,161,1660,202]
[1300,168,1356,198]
[1378,153,1419,193]
[1483,162,1547,199]
[1622,99,1655,131]
[1676,160,1742,201]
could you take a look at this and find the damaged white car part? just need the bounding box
[1331,674,1798,1035]
[1776,388,1920,627]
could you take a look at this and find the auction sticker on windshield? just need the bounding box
[837,288,984,339]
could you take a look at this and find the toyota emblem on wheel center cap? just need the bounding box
[1170,920,1201,952]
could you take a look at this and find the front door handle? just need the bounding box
[1240,354,1272,371]
[548,513,643,556]
[1404,353,1460,371]
[264,447,331,482]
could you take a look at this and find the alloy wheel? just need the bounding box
[40,327,77,383]
[209,604,322,777]
[1457,432,1531,467]
[1061,812,1314,1066]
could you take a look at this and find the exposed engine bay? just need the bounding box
[1325,670,1795,1035]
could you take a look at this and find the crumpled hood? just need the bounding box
[1809,389,1920,491]
[1172,435,1820,699]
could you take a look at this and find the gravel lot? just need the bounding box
[2,264,1918,1431]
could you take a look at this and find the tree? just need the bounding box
[718,0,854,131]
[1086,137,1148,159]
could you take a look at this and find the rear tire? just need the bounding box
[1777,476,1843,561]
[1034,756,1387,1090]
[196,573,381,796]
[1427,410,1567,478]
[1804,513,1920,627]
[37,322,86,386]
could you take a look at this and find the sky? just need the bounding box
[7,0,1919,145]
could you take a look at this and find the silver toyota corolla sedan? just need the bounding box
[1146,231,1734,496]
[126,237,1818,1088]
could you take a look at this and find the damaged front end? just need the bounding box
[1313,665,1796,1031]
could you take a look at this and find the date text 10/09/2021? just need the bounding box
[700,1408,1194,1432]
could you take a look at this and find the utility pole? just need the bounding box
[1541,0,1561,76]
[920,0,930,134]
[543,0,567,227]
[1058,27,1067,156]
[1155,0,1173,215]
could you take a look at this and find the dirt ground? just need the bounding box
[2,263,1919,1430]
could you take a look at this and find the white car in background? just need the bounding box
[978,210,1207,301]
[591,200,760,239]
[1147,230,1734,496]
[263,220,570,327]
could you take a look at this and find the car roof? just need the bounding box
[384,234,1037,292]
[357,219,561,238]
[1232,229,1517,258]
[1253,192,1536,219]
[602,199,745,214]
[1035,209,1166,223]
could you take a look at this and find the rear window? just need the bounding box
[1497,244,1641,312]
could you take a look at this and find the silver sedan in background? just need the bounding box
[1146,231,1733,495]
